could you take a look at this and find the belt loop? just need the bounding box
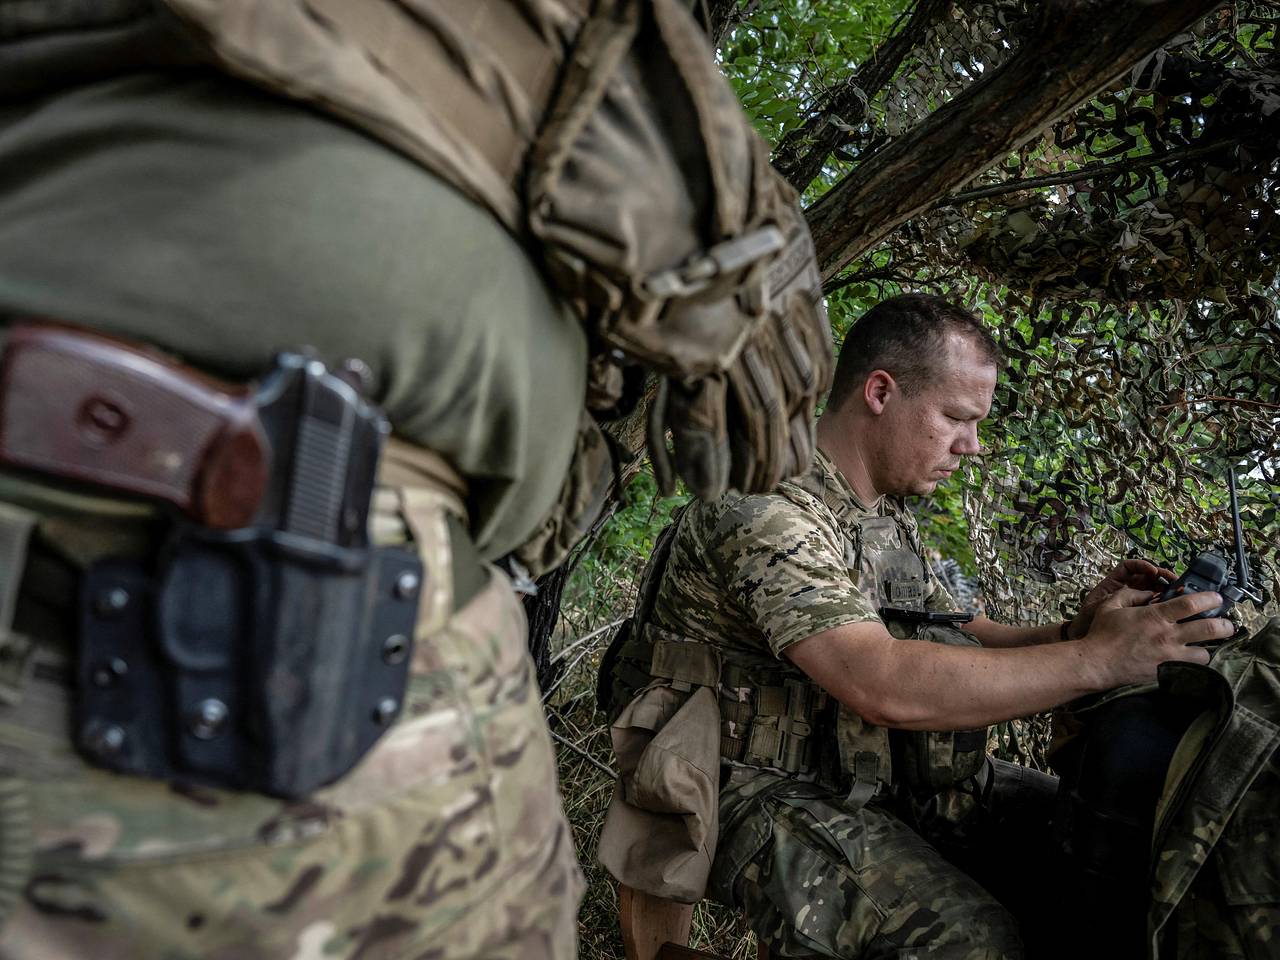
[394,486,455,638]
[0,503,37,706]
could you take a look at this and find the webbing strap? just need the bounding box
[844,751,880,811]
[745,722,780,767]
[723,670,831,775]
[756,684,787,717]
[0,503,36,706]
[649,633,721,691]
[161,0,582,231]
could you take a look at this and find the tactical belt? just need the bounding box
[719,663,832,777]
[647,632,836,783]
[0,321,467,799]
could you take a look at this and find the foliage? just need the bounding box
[717,0,907,154]
[556,468,688,644]
[714,0,1280,627]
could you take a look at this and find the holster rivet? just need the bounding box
[94,587,131,618]
[189,699,229,740]
[382,634,409,665]
[372,697,399,726]
[394,571,420,600]
[83,722,126,758]
[91,657,129,688]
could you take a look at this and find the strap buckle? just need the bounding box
[641,226,785,300]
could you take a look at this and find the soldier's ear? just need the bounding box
[863,370,896,415]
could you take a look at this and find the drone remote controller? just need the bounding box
[1151,468,1258,624]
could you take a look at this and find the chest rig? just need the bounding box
[601,490,989,810]
[848,514,930,623]
[837,510,988,800]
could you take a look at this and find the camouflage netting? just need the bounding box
[828,0,1280,641]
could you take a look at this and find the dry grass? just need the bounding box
[545,642,759,959]
[542,537,760,959]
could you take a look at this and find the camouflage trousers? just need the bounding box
[0,564,583,960]
[708,758,1059,959]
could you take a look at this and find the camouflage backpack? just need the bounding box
[1054,618,1280,959]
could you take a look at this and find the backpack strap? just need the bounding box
[161,0,583,231]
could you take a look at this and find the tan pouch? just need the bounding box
[598,682,721,903]
[528,0,831,498]
[529,0,769,374]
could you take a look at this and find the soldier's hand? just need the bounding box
[1080,586,1234,688]
[1067,559,1179,639]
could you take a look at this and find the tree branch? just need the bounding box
[805,0,1227,283]
[823,266,931,295]
[699,0,761,48]
[934,137,1241,208]
[550,731,617,779]
[772,0,951,193]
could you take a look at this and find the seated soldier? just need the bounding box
[602,294,1234,959]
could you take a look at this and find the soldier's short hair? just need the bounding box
[826,294,1002,410]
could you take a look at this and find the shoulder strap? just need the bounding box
[595,503,690,716]
[160,0,581,232]
[632,503,690,633]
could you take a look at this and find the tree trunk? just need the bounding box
[699,0,759,47]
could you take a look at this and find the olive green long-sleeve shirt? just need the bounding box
[0,72,586,558]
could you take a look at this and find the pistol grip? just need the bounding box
[0,322,268,528]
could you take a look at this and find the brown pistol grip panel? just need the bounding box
[0,322,268,529]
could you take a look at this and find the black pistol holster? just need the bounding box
[0,324,422,799]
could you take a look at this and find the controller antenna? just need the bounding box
[1227,467,1261,603]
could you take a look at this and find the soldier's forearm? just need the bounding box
[962,615,1064,648]
[786,622,1102,731]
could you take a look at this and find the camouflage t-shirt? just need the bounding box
[649,449,956,663]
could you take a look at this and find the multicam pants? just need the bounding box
[0,562,583,960]
[709,759,1059,960]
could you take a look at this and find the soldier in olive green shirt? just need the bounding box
[0,20,585,960]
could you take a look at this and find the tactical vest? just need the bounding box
[601,498,989,807]
[842,514,989,800]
